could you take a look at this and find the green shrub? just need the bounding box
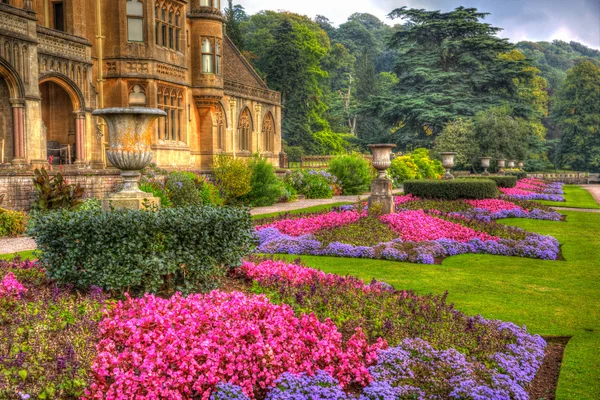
[31,168,84,211]
[164,171,204,207]
[410,148,445,179]
[506,171,528,180]
[462,175,517,188]
[243,157,284,207]
[28,206,255,295]
[280,181,298,203]
[140,181,172,207]
[213,155,252,203]
[76,198,102,212]
[0,208,27,237]
[198,179,225,206]
[403,179,498,200]
[328,154,372,195]
[284,170,334,199]
[389,156,420,186]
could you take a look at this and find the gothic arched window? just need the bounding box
[262,112,275,153]
[238,108,252,152]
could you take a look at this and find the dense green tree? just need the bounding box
[380,7,537,150]
[223,0,247,51]
[552,61,600,171]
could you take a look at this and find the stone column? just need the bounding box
[75,112,86,165]
[229,98,237,158]
[10,100,26,166]
[254,103,262,153]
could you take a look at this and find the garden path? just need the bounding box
[0,236,37,255]
[250,189,404,216]
[580,184,600,205]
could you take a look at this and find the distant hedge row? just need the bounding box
[403,179,498,200]
[461,175,517,188]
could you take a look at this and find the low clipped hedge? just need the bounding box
[462,175,517,188]
[403,179,498,200]
[28,205,255,295]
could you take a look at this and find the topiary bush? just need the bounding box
[403,179,498,200]
[328,154,372,195]
[462,175,517,188]
[284,170,336,199]
[243,156,284,207]
[28,206,255,295]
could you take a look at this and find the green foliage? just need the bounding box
[284,170,335,199]
[223,0,247,51]
[243,156,284,207]
[328,154,372,195]
[140,181,172,208]
[164,171,205,207]
[28,206,255,295]
[76,198,102,212]
[0,208,27,237]
[379,6,539,148]
[389,149,443,187]
[313,129,354,154]
[31,168,84,211]
[461,176,517,188]
[403,179,498,200]
[213,155,253,203]
[552,61,600,171]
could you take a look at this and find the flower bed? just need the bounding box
[256,205,561,264]
[237,259,546,399]
[500,179,565,202]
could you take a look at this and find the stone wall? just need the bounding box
[0,169,122,211]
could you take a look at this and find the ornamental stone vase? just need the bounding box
[439,152,457,180]
[368,144,396,215]
[479,156,492,176]
[92,108,167,210]
[507,160,516,169]
[518,161,524,169]
[497,159,506,175]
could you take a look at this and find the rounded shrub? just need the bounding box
[0,208,28,237]
[284,170,335,199]
[403,179,498,200]
[140,181,172,207]
[213,155,253,204]
[328,154,372,195]
[243,157,284,207]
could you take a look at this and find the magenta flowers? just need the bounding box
[86,291,385,399]
[0,272,27,299]
[256,210,364,236]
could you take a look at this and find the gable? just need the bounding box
[223,35,268,89]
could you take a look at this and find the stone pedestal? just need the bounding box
[368,178,394,215]
[102,191,160,211]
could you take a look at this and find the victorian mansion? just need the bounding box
[0,0,282,170]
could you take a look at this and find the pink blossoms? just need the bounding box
[380,210,498,242]
[465,199,525,213]
[86,290,385,399]
[256,210,364,236]
[0,272,27,299]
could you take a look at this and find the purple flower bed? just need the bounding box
[256,227,560,264]
[449,208,563,222]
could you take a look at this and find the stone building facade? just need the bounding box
[0,0,282,172]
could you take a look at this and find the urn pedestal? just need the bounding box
[479,156,492,176]
[497,159,506,176]
[440,152,457,180]
[92,108,167,210]
[368,144,396,215]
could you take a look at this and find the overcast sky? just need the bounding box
[238,0,600,49]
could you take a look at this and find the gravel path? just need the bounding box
[580,184,600,206]
[0,236,37,255]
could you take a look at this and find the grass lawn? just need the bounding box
[538,184,600,209]
[275,187,600,400]
[252,202,352,220]
[0,249,37,261]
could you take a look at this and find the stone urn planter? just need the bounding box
[439,152,457,180]
[507,160,516,169]
[368,144,396,215]
[92,108,167,210]
[518,161,524,169]
[497,159,506,175]
[479,156,492,176]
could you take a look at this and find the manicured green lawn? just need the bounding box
[277,189,600,399]
[0,249,37,261]
[252,202,352,220]
[538,184,600,209]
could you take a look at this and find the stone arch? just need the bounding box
[0,56,25,99]
[39,72,85,111]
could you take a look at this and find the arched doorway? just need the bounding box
[39,77,84,165]
[0,77,13,164]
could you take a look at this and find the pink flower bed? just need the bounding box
[241,259,341,287]
[394,194,419,206]
[0,272,27,299]
[465,199,526,213]
[256,210,364,236]
[515,178,547,192]
[380,210,498,243]
[86,291,386,399]
[499,187,536,196]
